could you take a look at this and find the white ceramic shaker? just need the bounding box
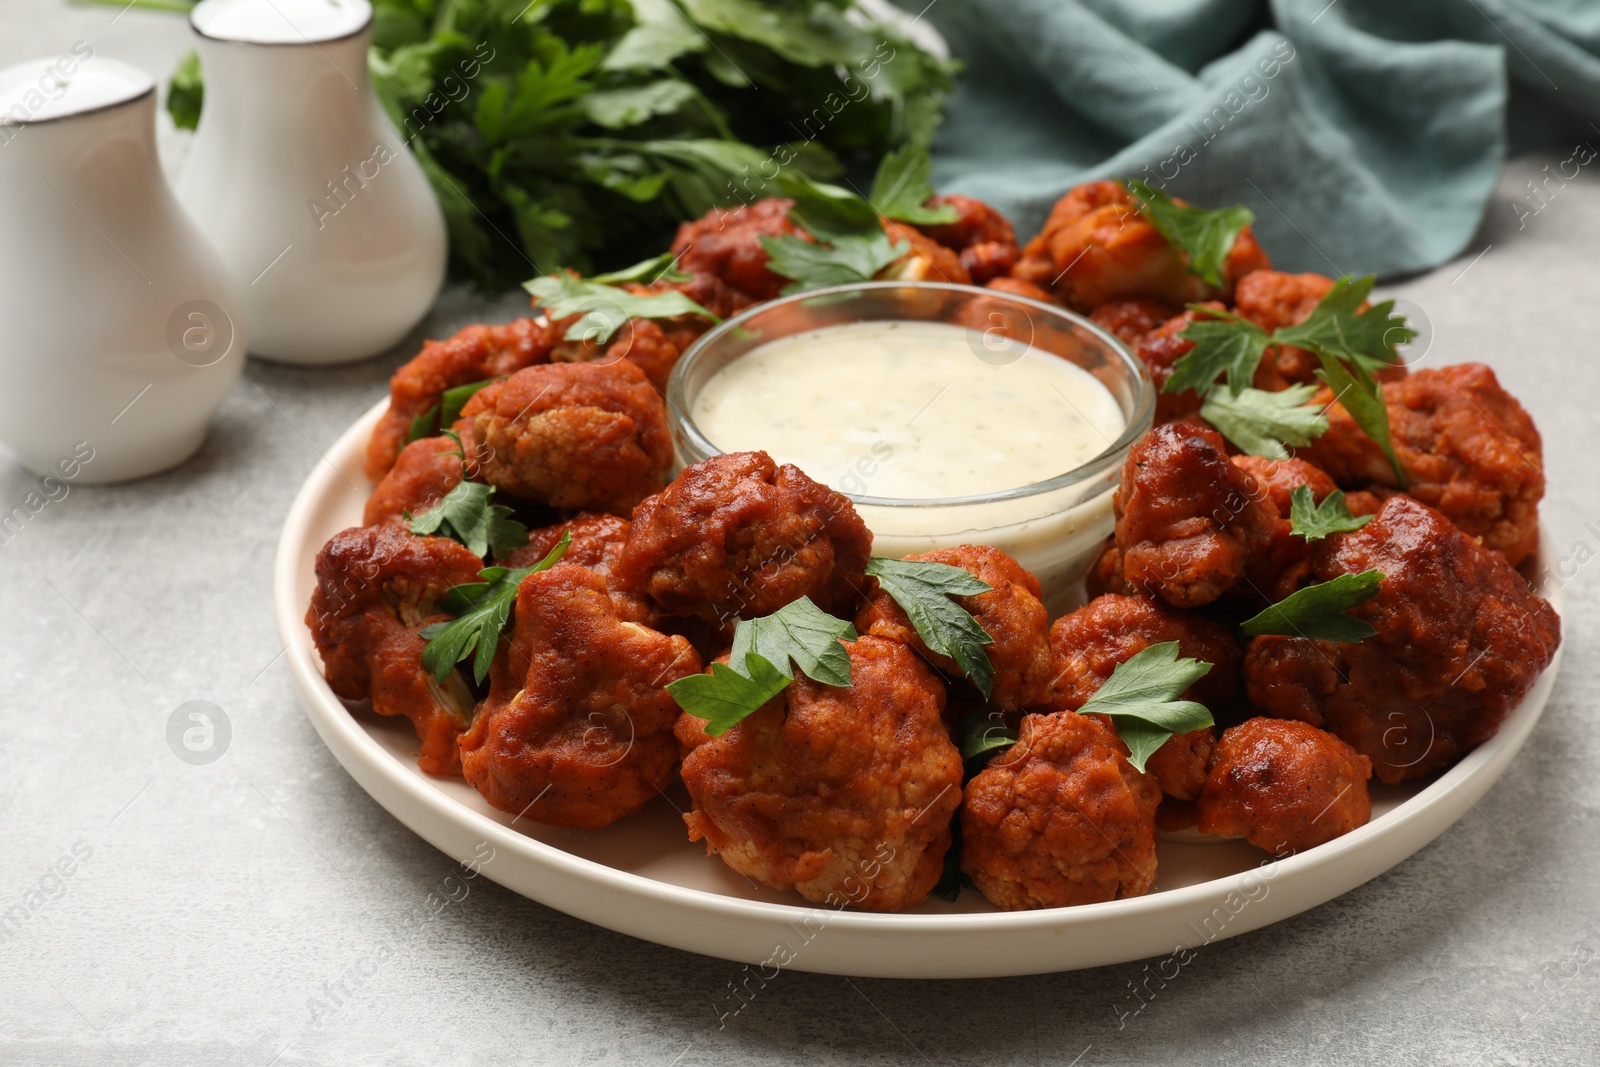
[0,55,245,484]
[176,0,448,365]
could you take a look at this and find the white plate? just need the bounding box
[273,398,1564,979]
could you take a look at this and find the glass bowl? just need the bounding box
[666,281,1155,615]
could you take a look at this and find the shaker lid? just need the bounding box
[191,0,373,45]
[0,55,153,127]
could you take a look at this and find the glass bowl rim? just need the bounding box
[666,281,1156,509]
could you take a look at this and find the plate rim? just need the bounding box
[273,397,1564,971]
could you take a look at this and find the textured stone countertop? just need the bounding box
[2,4,1597,1065]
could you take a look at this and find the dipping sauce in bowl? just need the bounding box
[668,283,1155,615]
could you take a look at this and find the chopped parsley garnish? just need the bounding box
[759,149,956,293]
[1167,275,1412,484]
[759,228,910,294]
[958,708,1017,764]
[667,597,857,735]
[524,267,718,345]
[586,252,692,286]
[407,479,529,560]
[1239,570,1384,643]
[1164,310,1271,399]
[419,531,571,685]
[869,143,958,227]
[667,654,792,737]
[1125,179,1255,289]
[728,596,856,687]
[407,378,497,443]
[864,557,996,699]
[1288,486,1373,542]
[1199,383,1329,460]
[1076,642,1214,773]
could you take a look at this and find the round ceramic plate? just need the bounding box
[273,398,1564,979]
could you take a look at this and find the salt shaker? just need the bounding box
[176,0,448,366]
[0,55,245,484]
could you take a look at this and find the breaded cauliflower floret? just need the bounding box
[678,636,962,911]
[617,451,872,624]
[668,198,807,302]
[919,194,1020,284]
[363,435,465,527]
[1097,422,1278,608]
[1242,496,1560,782]
[1010,180,1270,312]
[306,524,485,776]
[1198,717,1372,855]
[466,360,672,515]
[366,318,555,480]
[459,563,701,829]
[855,545,1054,711]
[962,710,1161,909]
[1300,363,1545,565]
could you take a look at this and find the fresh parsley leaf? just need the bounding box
[1200,383,1329,459]
[728,597,856,687]
[1169,311,1272,398]
[1288,486,1374,542]
[167,49,203,131]
[523,272,718,344]
[759,230,911,295]
[776,174,882,238]
[1239,570,1385,643]
[602,0,706,71]
[587,252,691,286]
[1272,275,1415,375]
[408,480,528,560]
[666,653,791,737]
[1125,179,1254,289]
[1315,350,1409,488]
[1077,642,1214,773]
[577,79,698,129]
[958,709,1017,764]
[869,143,958,226]
[864,557,996,699]
[407,378,496,443]
[419,531,571,684]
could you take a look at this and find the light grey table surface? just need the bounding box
[3,5,1598,1066]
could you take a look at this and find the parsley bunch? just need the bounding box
[149,0,955,291]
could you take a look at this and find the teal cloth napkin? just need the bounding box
[914,0,1600,277]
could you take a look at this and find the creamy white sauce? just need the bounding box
[689,320,1130,615]
[692,320,1126,499]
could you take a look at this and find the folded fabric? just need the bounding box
[913,0,1600,277]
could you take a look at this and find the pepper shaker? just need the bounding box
[0,55,245,484]
[176,0,448,365]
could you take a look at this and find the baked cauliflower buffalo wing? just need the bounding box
[307,524,485,776]
[362,435,465,527]
[1300,363,1544,565]
[919,194,1021,284]
[854,545,1055,711]
[1198,717,1373,855]
[678,636,963,911]
[459,563,701,829]
[1011,180,1270,312]
[617,451,872,624]
[1047,593,1241,803]
[465,360,672,515]
[1243,496,1560,783]
[366,317,556,481]
[962,711,1161,910]
[668,198,807,302]
[1095,422,1279,608]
